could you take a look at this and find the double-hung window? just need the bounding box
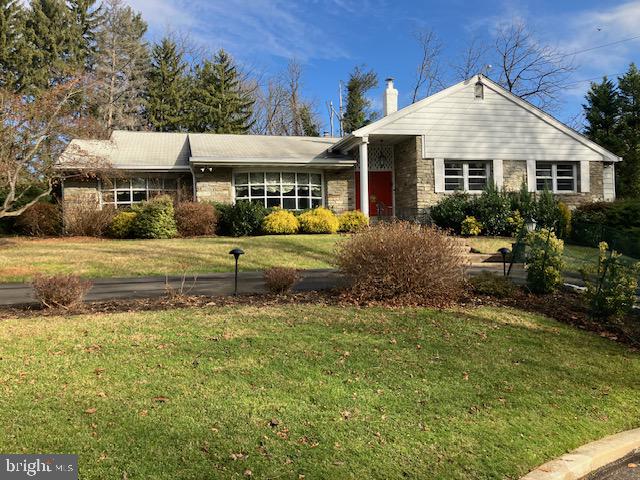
[100,177,180,208]
[535,162,576,193]
[444,161,491,192]
[234,171,323,210]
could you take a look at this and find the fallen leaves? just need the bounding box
[152,396,169,403]
[85,407,97,415]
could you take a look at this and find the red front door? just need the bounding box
[355,171,393,216]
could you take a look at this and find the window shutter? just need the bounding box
[434,158,445,192]
[492,159,504,189]
[526,160,536,192]
[580,161,590,193]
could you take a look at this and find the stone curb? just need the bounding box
[521,428,640,480]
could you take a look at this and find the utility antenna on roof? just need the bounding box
[338,80,344,137]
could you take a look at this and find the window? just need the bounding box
[234,171,323,210]
[535,162,576,193]
[100,177,180,208]
[444,161,491,192]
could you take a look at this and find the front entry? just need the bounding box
[355,171,393,217]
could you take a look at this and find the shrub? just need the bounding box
[338,210,369,233]
[31,273,92,308]
[470,271,516,298]
[15,202,62,236]
[557,201,572,238]
[525,228,564,294]
[298,207,340,234]
[131,195,178,239]
[469,183,512,236]
[461,216,482,236]
[535,188,562,230]
[509,181,536,222]
[64,204,116,237]
[582,242,639,321]
[335,222,467,305]
[216,201,268,237]
[263,267,299,294]
[262,209,299,234]
[175,202,218,237]
[109,211,138,239]
[430,193,470,233]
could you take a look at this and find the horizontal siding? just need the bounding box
[603,164,615,201]
[372,84,604,162]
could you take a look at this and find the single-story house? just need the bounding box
[59,74,621,217]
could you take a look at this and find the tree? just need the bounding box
[617,64,640,197]
[343,66,378,133]
[453,36,488,81]
[145,37,188,132]
[0,79,108,218]
[0,0,29,91]
[67,0,103,71]
[299,104,320,136]
[190,49,255,134]
[583,77,623,155]
[493,21,576,109]
[93,0,149,132]
[411,29,442,102]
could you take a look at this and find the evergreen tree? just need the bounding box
[190,49,254,133]
[299,104,320,136]
[343,65,378,133]
[583,77,623,155]
[23,0,76,91]
[145,37,188,132]
[0,0,28,91]
[93,0,148,132]
[617,64,640,197]
[67,0,103,71]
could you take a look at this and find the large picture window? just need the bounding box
[234,171,323,210]
[100,177,181,208]
[535,162,576,192]
[444,161,491,192]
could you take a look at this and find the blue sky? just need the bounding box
[128,0,640,132]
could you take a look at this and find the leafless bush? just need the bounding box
[264,267,299,294]
[31,274,92,309]
[64,203,116,236]
[335,221,468,305]
[175,202,218,237]
[15,203,62,236]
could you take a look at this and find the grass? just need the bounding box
[0,235,339,282]
[0,304,638,479]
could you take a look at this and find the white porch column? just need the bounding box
[359,136,369,217]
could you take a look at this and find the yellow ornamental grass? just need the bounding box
[262,209,300,234]
[298,207,340,234]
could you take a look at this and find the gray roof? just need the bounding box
[59,131,353,170]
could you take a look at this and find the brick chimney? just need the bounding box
[383,77,398,116]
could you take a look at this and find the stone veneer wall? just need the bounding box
[63,179,100,209]
[557,161,605,207]
[195,168,233,204]
[325,170,354,213]
[503,160,527,191]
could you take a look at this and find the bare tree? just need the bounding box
[493,21,576,109]
[251,77,288,135]
[411,29,443,103]
[453,36,489,81]
[0,78,109,218]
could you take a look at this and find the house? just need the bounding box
[59,74,621,217]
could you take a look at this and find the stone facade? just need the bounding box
[325,170,354,213]
[195,168,233,204]
[63,179,100,207]
[557,161,605,208]
[503,160,527,192]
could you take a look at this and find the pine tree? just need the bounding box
[343,66,378,133]
[145,37,188,132]
[190,49,254,134]
[299,104,320,136]
[583,77,623,155]
[93,0,149,132]
[0,0,28,91]
[67,0,103,71]
[617,64,640,198]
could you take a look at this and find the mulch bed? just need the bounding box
[1,286,638,348]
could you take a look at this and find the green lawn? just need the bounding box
[0,305,638,479]
[0,235,339,282]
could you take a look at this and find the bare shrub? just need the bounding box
[264,267,299,294]
[15,202,62,236]
[335,221,468,305]
[174,202,218,237]
[31,274,92,308]
[64,203,116,237]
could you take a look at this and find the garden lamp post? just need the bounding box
[228,248,244,295]
[498,247,511,277]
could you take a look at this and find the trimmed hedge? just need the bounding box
[216,201,268,237]
[262,209,299,234]
[109,211,138,239]
[131,195,178,239]
[298,207,340,234]
[338,210,369,233]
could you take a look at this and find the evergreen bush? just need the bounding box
[338,210,369,233]
[216,201,268,237]
[525,228,564,294]
[298,207,340,234]
[430,193,470,233]
[131,195,178,239]
[262,209,299,235]
[109,211,138,239]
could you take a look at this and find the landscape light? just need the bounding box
[228,248,244,295]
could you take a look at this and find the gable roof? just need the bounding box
[332,75,621,162]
